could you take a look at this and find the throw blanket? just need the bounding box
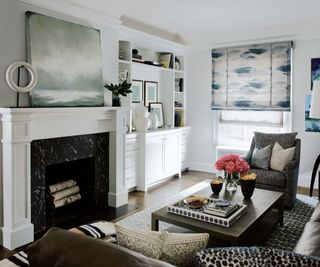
[0,221,116,267]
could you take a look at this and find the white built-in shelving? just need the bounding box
[118,28,189,190]
[117,32,186,129]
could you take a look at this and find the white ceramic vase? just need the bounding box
[134,102,148,118]
[133,117,150,132]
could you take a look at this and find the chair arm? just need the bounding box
[283,138,301,173]
[283,158,299,172]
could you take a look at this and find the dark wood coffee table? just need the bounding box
[151,186,283,246]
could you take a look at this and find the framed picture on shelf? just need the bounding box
[144,81,158,106]
[118,69,129,82]
[149,102,164,127]
[131,79,144,103]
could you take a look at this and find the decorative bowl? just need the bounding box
[183,196,208,209]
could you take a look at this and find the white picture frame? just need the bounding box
[149,102,164,127]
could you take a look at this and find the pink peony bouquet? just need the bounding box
[215,154,250,175]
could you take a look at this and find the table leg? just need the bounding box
[151,216,159,231]
[318,171,320,200]
[278,196,284,226]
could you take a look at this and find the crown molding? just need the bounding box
[119,25,186,53]
[18,0,121,29]
[119,25,186,54]
[186,23,320,52]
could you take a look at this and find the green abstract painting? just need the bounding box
[26,12,104,107]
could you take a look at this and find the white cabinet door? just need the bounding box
[125,136,140,190]
[164,133,180,177]
[145,135,164,185]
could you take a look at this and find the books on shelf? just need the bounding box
[204,201,239,218]
[158,53,173,68]
[175,109,185,127]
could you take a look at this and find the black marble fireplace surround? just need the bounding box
[31,133,109,233]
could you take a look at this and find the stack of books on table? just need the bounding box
[204,201,239,218]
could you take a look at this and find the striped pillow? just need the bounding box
[69,221,117,243]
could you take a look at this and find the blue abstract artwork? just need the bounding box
[212,41,292,111]
[305,95,320,132]
[311,58,320,88]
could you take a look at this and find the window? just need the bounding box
[217,110,291,148]
[211,41,293,111]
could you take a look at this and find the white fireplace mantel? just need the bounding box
[0,107,128,249]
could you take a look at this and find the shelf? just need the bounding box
[119,59,131,65]
[174,69,184,74]
[132,61,172,72]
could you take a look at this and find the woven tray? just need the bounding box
[167,197,247,227]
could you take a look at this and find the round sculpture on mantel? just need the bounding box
[6,61,37,93]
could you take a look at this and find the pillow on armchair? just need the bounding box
[254,132,297,149]
[270,142,295,171]
[250,132,297,170]
[251,145,272,169]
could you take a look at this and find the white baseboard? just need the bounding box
[2,223,34,250]
[189,161,215,174]
[299,171,317,188]
[108,191,128,208]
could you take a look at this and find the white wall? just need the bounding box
[0,0,119,107]
[292,39,320,188]
[186,50,215,172]
[187,40,320,189]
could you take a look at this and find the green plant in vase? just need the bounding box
[104,80,132,106]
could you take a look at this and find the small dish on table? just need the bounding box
[183,196,208,209]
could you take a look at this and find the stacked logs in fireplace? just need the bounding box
[47,179,82,209]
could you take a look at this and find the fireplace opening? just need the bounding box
[31,133,109,234]
[45,157,95,228]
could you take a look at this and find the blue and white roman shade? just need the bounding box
[211,41,293,111]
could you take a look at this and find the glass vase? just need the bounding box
[225,172,239,192]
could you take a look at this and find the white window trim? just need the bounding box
[213,110,292,151]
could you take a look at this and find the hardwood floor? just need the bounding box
[127,170,215,209]
[0,170,317,261]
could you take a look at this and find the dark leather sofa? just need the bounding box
[27,227,174,267]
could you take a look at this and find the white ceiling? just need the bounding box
[66,0,320,46]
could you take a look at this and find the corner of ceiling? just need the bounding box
[120,16,186,45]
